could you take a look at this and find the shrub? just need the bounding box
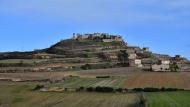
[143,87,160,92]
[133,88,144,92]
[165,88,178,91]
[33,85,44,91]
[80,64,92,70]
[133,87,182,92]
[116,88,123,92]
[96,76,110,78]
[86,87,94,92]
[117,50,129,64]
[95,86,114,93]
[139,93,147,107]
[79,87,85,91]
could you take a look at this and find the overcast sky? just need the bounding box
[0,0,190,59]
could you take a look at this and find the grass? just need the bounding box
[51,77,127,88]
[0,81,138,107]
[1,81,190,107]
[0,59,47,64]
[146,91,190,107]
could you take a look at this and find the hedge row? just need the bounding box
[133,87,184,92]
[33,85,185,93]
[84,87,184,93]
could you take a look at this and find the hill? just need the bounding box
[0,33,189,73]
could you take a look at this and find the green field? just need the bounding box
[146,92,190,107]
[51,77,127,88]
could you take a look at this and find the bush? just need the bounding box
[86,87,94,92]
[133,87,183,92]
[96,76,110,78]
[95,86,114,93]
[33,85,44,91]
[116,88,123,92]
[143,87,160,92]
[133,88,144,92]
[165,88,178,91]
[80,64,92,70]
[139,93,147,107]
[79,87,85,91]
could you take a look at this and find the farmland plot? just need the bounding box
[123,72,190,89]
[146,92,190,107]
[52,77,127,88]
[0,82,139,107]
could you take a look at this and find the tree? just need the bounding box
[169,62,179,72]
[18,60,24,66]
[80,64,92,70]
[118,50,129,65]
[139,93,147,107]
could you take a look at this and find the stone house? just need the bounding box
[128,53,137,60]
[152,60,170,71]
[152,64,170,71]
[143,47,149,52]
[102,39,114,43]
[129,59,142,67]
[102,36,122,42]
[161,60,170,65]
[135,59,143,67]
[73,33,123,42]
[104,53,118,61]
[33,53,51,59]
[127,47,136,54]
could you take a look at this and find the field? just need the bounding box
[123,72,190,89]
[1,68,190,106]
[0,59,46,64]
[0,82,138,107]
[0,68,190,107]
[1,67,190,89]
[146,92,190,107]
[1,82,190,107]
[51,77,127,88]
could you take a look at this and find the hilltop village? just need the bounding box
[71,33,189,72]
[0,33,189,73]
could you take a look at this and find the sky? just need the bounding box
[0,0,189,59]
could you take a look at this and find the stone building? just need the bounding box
[152,64,170,71]
[72,33,123,42]
[143,47,149,52]
[151,60,170,71]
[128,53,137,60]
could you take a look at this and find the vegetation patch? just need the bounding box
[146,92,190,107]
[96,76,110,78]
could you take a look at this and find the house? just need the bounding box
[102,36,123,42]
[129,59,142,67]
[143,47,149,52]
[153,53,171,60]
[72,33,123,42]
[143,64,152,71]
[161,60,170,65]
[152,64,170,71]
[128,53,137,60]
[179,64,190,71]
[135,59,143,67]
[104,53,118,60]
[110,35,123,41]
[102,39,114,43]
[152,60,170,71]
[33,53,51,59]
